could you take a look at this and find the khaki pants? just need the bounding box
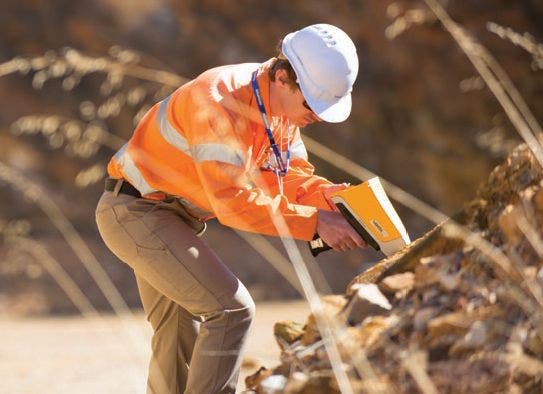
[95,190,255,394]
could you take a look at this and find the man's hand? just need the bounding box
[323,183,350,210]
[316,209,366,252]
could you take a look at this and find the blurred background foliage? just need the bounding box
[0,0,541,316]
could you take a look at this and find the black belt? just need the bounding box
[104,178,142,198]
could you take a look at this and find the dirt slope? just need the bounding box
[246,141,543,393]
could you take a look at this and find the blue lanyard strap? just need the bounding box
[251,70,290,176]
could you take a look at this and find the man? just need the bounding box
[96,23,364,394]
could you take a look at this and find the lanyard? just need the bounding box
[251,71,291,182]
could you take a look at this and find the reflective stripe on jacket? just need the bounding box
[107,59,334,241]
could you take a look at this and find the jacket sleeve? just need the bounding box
[254,127,338,211]
[183,97,318,241]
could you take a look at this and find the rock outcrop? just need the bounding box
[246,141,543,393]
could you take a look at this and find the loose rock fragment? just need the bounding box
[533,186,543,224]
[378,272,415,295]
[415,253,461,291]
[413,307,440,331]
[245,366,272,390]
[353,315,398,351]
[498,203,526,246]
[301,295,348,345]
[524,329,543,355]
[283,371,308,393]
[346,283,391,326]
[285,370,341,394]
[428,306,499,344]
[274,320,305,349]
[427,355,511,392]
[259,374,288,393]
[449,320,487,356]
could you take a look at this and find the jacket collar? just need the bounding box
[253,58,275,118]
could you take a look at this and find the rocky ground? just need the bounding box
[245,141,543,393]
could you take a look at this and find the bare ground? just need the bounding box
[0,300,310,394]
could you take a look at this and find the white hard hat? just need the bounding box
[282,24,358,123]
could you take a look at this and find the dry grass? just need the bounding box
[487,22,543,71]
[1,3,542,391]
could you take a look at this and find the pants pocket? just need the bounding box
[112,204,167,251]
[156,198,207,235]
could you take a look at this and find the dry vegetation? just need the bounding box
[0,1,542,393]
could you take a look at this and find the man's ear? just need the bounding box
[274,69,289,87]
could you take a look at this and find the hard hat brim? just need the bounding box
[303,88,352,123]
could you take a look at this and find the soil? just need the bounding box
[0,300,310,394]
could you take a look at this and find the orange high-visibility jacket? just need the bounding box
[107,59,336,241]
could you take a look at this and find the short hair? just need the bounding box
[268,40,299,91]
